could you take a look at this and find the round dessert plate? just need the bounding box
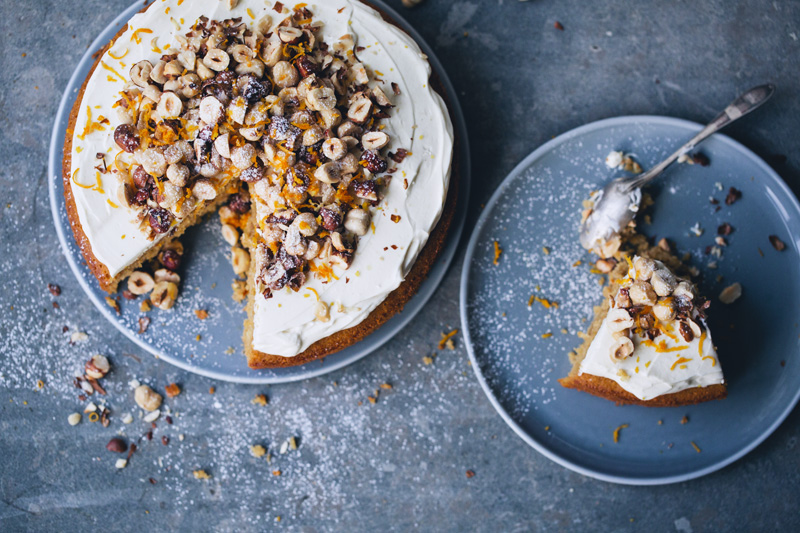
[460,115,800,484]
[48,0,470,384]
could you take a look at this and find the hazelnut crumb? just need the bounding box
[68,413,82,426]
[193,469,211,479]
[251,394,269,406]
[422,356,434,365]
[251,444,267,458]
[115,458,128,469]
[466,470,476,478]
[680,416,689,425]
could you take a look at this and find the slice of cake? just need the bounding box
[559,233,726,406]
[63,0,455,368]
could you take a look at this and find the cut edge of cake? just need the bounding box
[558,229,727,407]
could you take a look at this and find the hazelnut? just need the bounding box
[154,268,180,284]
[673,281,694,300]
[192,179,217,201]
[214,133,231,159]
[85,354,111,379]
[362,131,389,151]
[594,258,617,273]
[650,269,677,297]
[314,162,341,184]
[615,287,632,308]
[292,212,318,237]
[130,60,153,88]
[719,282,742,304]
[628,280,657,306]
[347,96,372,124]
[199,96,224,125]
[598,234,621,258]
[203,48,230,72]
[314,301,330,322]
[277,26,303,44]
[166,163,189,187]
[231,144,256,170]
[232,247,251,276]
[344,208,370,236]
[221,223,239,245]
[322,138,347,161]
[609,337,634,362]
[633,256,656,281]
[134,384,162,412]
[151,281,178,310]
[272,61,299,88]
[306,87,336,111]
[607,308,634,332]
[653,299,676,322]
[157,92,183,119]
[128,271,155,295]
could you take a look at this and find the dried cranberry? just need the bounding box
[277,247,303,271]
[725,187,741,205]
[114,124,140,153]
[389,148,408,163]
[287,270,306,291]
[240,164,265,183]
[353,179,378,201]
[160,249,181,270]
[268,116,294,142]
[295,55,318,77]
[692,152,710,166]
[131,188,149,206]
[679,321,694,342]
[297,145,319,165]
[242,76,271,104]
[228,193,251,214]
[48,283,61,297]
[122,289,136,300]
[360,150,387,174]
[319,206,342,230]
[717,222,734,236]
[148,208,173,234]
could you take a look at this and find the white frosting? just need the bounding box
[251,1,453,356]
[579,258,724,400]
[69,0,453,356]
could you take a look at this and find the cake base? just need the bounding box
[558,230,727,407]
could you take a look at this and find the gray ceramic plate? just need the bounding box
[460,115,800,485]
[48,0,470,384]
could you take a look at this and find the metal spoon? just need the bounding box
[579,84,775,251]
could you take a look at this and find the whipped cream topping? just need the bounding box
[251,1,453,357]
[579,257,724,401]
[68,0,452,356]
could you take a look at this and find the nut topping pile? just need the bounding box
[606,256,710,363]
[108,4,402,301]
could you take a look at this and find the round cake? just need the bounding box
[63,0,457,368]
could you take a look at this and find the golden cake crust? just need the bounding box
[558,230,727,407]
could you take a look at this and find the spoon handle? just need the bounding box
[624,84,775,191]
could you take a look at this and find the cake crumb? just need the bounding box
[194,309,209,319]
[422,355,434,365]
[251,394,268,406]
[193,469,211,479]
[465,470,476,478]
[250,444,267,458]
[680,415,689,425]
[165,383,181,398]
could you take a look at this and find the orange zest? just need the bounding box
[130,27,153,44]
[437,329,458,350]
[108,48,129,60]
[492,241,502,265]
[100,61,125,82]
[670,357,692,371]
[613,424,629,443]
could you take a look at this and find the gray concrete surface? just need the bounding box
[2,0,800,531]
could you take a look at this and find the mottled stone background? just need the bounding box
[1,0,799,531]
